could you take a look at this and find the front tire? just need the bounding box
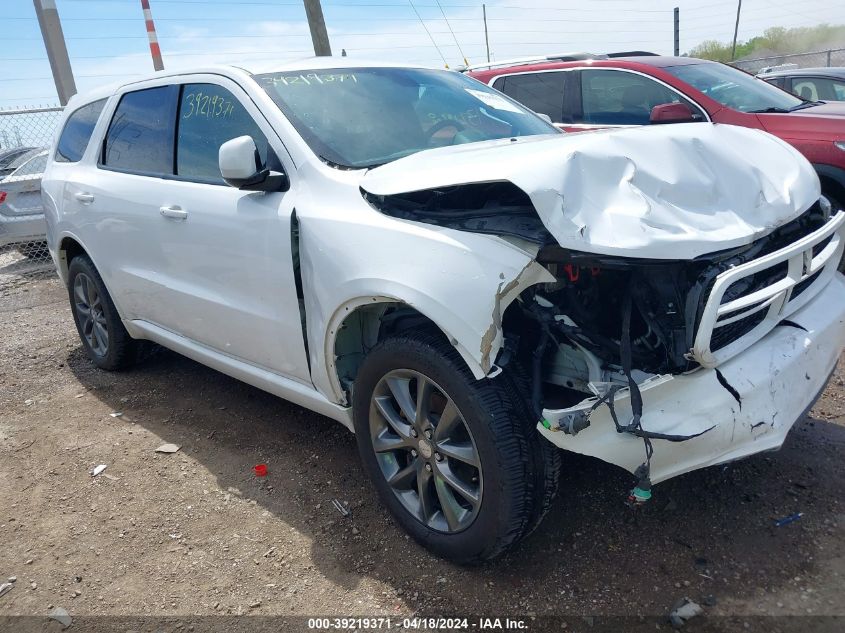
[352,331,558,563]
[67,255,139,370]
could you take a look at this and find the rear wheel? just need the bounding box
[67,255,139,370]
[352,331,559,563]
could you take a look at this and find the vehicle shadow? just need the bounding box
[67,344,845,616]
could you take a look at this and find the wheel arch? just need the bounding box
[56,232,131,326]
[326,297,479,406]
[813,163,845,209]
[57,233,90,283]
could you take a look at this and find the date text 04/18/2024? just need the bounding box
[307,617,529,630]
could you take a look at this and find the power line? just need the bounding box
[434,0,468,63]
[408,0,449,65]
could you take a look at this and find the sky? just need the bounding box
[2,0,845,108]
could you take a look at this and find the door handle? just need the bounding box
[74,192,95,204]
[160,205,188,220]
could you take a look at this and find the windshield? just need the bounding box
[255,67,558,169]
[665,62,805,113]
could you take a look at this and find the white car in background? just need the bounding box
[40,60,845,563]
[0,149,48,257]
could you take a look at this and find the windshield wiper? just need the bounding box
[789,101,823,111]
[748,106,790,113]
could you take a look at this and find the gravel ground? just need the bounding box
[0,258,843,632]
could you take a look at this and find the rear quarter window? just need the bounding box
[55,99,106,163]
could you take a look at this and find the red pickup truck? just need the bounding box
[468,55,845,210]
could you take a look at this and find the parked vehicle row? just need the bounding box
[39,56,845,563]
[757,66,845,102]
[467,54,845,212]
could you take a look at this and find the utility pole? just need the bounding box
[303,0,332,56]
[673,7,679,56]
[32,0,76,105]
[731,0,742,61]
[140,0,164,71]
[483,4,490,63]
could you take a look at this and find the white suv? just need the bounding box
[42,59,845,563]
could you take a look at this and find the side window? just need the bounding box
[176,83,269,184]
[55,99,106,163]
[103,86,178,175]
[792,78,845,101]
[578,69,703,125]
[494,72,565,122]
[792,79,819,101]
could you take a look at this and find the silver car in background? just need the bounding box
[0,149,48,257]
[0,147,39,178]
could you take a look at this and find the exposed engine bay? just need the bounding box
[523,198,831,376]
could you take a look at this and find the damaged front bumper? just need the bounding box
[538,273,845,483]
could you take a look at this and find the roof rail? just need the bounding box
[606,51,660,58]
[462,52,603,73]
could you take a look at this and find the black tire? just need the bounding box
[67,254,139,370]
[352,330,559,563]
[503,361,562,538]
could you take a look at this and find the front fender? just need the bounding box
[298,211,553,404]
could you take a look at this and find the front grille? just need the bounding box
[791,268,823,301]
[720,261,788,305]
[711,309,767,352]
[691,206,843,367]
[813,235,833,257]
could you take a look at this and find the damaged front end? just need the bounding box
[360,123,845,488]
[504,201,845,488]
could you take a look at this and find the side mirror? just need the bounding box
[649,102,696,124]
[219,135,287,192]
[536,112,553,125]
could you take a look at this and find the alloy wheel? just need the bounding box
[73,272,109,357]
[369,369,483,533]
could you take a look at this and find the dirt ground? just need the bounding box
[1,257,844,631]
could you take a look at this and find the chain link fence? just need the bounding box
[733,48,845,74]
[0,106,63,295]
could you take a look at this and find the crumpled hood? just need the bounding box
[360,123,819,259]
